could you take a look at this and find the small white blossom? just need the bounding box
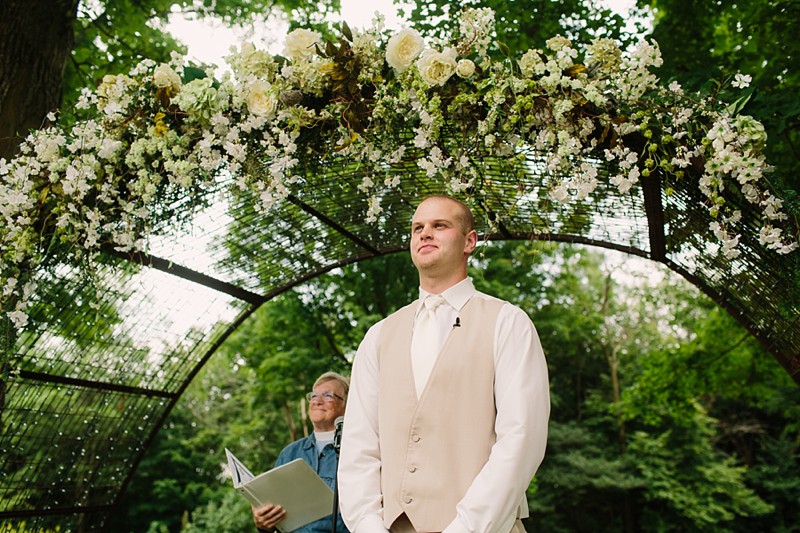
[731,72,752,89]
[7,309,28,328]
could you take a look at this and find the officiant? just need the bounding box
[253,371,350,533]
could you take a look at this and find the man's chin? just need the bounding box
[412,254,438,269]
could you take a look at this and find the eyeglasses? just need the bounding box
[305,391,344,403]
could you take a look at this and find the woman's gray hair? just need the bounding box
[313,371,350,401]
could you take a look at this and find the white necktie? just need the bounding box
[411,294,446,397]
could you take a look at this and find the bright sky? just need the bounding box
[166,0,413,68]
[167,0,639,69]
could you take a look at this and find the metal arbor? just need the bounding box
[0,144,798,530]
[1,13,799,528]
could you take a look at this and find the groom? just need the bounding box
[339,195,550,533]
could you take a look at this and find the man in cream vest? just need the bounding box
[339,195,550,533]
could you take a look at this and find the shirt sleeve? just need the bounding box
[338,321,391,533]
[444,303,551,533]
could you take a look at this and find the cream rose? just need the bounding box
[456,59,475,78]
[246,81,278,117]
[283,28,321,61]
[416,48,457,87]
[153,64,182,97]
[385,28,425,72]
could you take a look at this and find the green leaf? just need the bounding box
[725,90,754,116]
[182,66,207,83]
[497,40,511,57]
[341,20,353,42]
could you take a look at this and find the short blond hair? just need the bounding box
[313,371,350,401]
[419,195,475,234]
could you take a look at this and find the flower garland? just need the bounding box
[0,7,797,330]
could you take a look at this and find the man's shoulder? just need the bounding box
[387,300,418,319]
[471,290,511,308]
[472,291,532,319]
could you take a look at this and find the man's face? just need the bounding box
[410,197,476,275]
[308,380,346,432]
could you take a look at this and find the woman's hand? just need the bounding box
[252,502,287,531]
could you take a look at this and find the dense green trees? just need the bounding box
[639,0,800,194]
[114,244,800,531]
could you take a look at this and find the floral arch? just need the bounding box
[1,8,799,531]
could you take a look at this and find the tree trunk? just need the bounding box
[0,0,78,160]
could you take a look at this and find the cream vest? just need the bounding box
[377,296,504,532]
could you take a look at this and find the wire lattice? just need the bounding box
[0,145,798,531]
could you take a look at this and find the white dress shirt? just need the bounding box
[339,278,551,533]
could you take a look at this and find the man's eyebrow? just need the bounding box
[412,218,453,226]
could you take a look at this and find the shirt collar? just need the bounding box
[302,433,317,449]
[417,277,475,314]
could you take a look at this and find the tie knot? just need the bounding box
[424,294,445,312]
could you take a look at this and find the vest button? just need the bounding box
[404,496,413,504]
[411,434,420,442]
[408,465,417,473]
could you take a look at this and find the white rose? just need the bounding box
[385,28,425,72]
[283,28,321,61]
[153,64,181,91]
[456,59,475,78]
[416,48,457,87]
[246,81,278,117]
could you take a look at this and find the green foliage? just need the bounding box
[0,523,61,533]
[182,490,254,532]
[742,435,800,532]
[639,0,800,194]
[628,415,773,530]
[528,421,645,532]
[405,0,635,57]
[107,402,225,532]
[111,244,800,533]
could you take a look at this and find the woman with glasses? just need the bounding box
[252,371,351,533]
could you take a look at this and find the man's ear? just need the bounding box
[464,229,478,254]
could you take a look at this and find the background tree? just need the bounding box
[405,0,633,55]
[112,252,417,531]
[637,0,800,195]
[0,0,341,159]
[110,245,800,532]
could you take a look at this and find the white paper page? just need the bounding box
[225,448,255,487]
